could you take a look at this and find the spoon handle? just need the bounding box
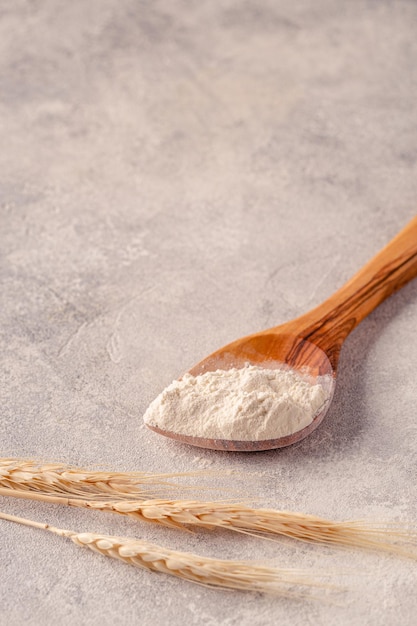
[291,215,417,367]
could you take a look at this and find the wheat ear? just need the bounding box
[0,458,224,500]
[1,487,416,559]
[0,510,332,596]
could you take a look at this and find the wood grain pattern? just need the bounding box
[286,215,417,369]
[154,216,417,451]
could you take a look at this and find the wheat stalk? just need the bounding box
[0,510,332,596]
[0,458,225,501]
[1,487,416,558]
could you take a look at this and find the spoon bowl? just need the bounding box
[146,215,417,451]
[147,332,336,451]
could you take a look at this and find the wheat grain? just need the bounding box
[0,458,224,501]
[0,510,331,596]
[1,486,416,558]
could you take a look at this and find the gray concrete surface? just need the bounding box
[1,1,417,624]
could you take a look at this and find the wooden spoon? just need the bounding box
[147,216,417,451]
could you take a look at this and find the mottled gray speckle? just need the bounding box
[1,1,417,625]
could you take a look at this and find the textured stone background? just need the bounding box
[1,1,417,624]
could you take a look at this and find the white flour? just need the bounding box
[144,364,330,441]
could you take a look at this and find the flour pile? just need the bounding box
[143,364,330,441]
